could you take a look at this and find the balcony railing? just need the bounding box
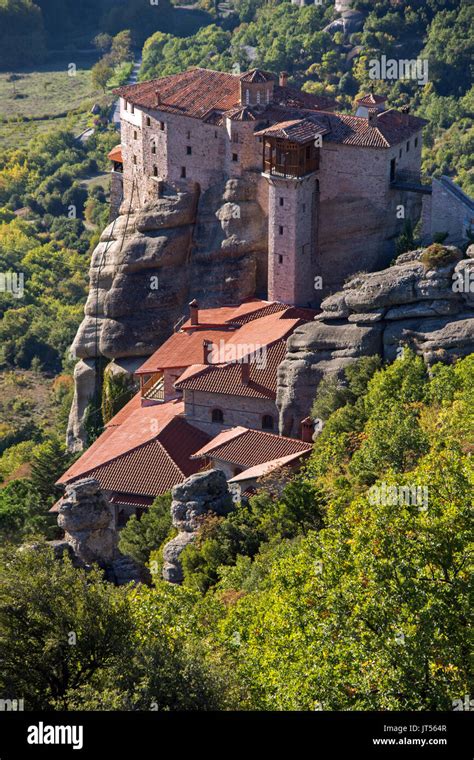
[141,373,164,402]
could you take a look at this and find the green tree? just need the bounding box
[118,492,173,566]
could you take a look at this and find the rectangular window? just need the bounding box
[124,100,128,111]
[399,148,402,158]
[406,141,410,152]
[232,132,239,143]
[214,130,218,138]
[279,225,283,235]
[151,144,156,154]
[279,197,284,207]
[186,146,192,155]
[187,130,191,140]
[302,203,306,213]
[390,158,396,182]
[153,166,158,177]
[133,155,137,165]
[232,153,238,162]
[130,104,134,114]
[160,122,165,131]
[146,116,151,126]
[278,255,283,264]
[181,166,186,178]
[133,130,137,140]
[415,137,418,148]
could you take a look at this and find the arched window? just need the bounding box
[245,89,250,105]
[212,408,224,423]
[262,414,274,430]
[256,90,261,105]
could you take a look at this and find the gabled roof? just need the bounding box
[355,92,387,106]
[240,69,275,83]
[175,339,287,400]
[108,145,123,162]
[57,399,210,499]
[114,67,336,121]
[228,450,310,482]
[255,115,329,144]
[136,308,303,375]
[317,109,427,149]
[191,427,312,468]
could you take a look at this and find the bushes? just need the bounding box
[420,244,462,270]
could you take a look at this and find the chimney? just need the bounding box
[279,71,288,87]
[241,360,250,385]
[400,104,410,124]
[300,416,314,443]
[367,107,378,127]
[203,339,213,365]
[189,298,199,326]
[155,90,161,107]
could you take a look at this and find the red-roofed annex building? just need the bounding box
[56,301,316,523]
[111,67,428,305]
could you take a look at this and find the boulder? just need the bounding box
[58,478,117,565]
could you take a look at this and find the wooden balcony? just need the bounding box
[141,372,164,402]
[262,137,319,179]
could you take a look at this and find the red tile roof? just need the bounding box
[180,299,286,330]
[58,400,185,483]
[240,69,274,83]
[57,400,211,499]
[108,145,123,162]
[355,93,387,106]
[256,116,329,143]
[136,308,303,375]
[191,427,312,467]
[114,68,336,121]
[175,339,287,399]
[228,450,311,482]
[318,109,427,149]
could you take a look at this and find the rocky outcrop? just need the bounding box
[278,246,474,436]
[57,478,148,584]
[162,469,233,584]
[67,178,267,450]
[58,478,118,564]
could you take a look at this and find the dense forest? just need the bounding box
[0,0,472,712]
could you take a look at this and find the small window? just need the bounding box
[211,408,224,423]
[133,155,137,165]
[399,148,402,158]
[415,137,418,148]
[256,91,261,105]
[232,132,239,143]
[279,197,284,207]
[302,203,306,213]
[279,225,283,235]
[406,141,410,152]
[153,165,158,177]
[245,89,250,105]
[133,130,137,140]
[186,146,192,155]
[181,166,186,178]
[130,104,134,114]
[124,100,128,111]
[160,121,165,131]
[146,116,151,126]
[214,130,218,138]
[232,153,238,162]
[278,254,283,264]
[187,130,191,140]
[262,414,274,430]
[151,143,156,154]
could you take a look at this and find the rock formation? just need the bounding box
[67,178,267,450]
[57,478,147,584]
[278,245,474,436]
[162,469,233,583]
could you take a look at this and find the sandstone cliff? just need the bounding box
[277,245,474,436]
[67,177,267,450]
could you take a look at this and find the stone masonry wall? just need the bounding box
[183,388,279,436]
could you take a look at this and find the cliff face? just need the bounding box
[67,177,267,450]
[277,246,474,436]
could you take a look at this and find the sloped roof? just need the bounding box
[191,427,312,467]
[136,309,302,375]
[240,69,275,83]
[228,450,310,482]
[355,92,387,106]
[255,115,329,143]
[57,400,210,499]
[175,339,287,399]
[114,67,336,121]
[108,145,123,162]
[318,109,427,149]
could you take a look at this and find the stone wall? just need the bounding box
[183,388,279,436]
[421,176,474,246]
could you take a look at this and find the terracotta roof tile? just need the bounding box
[355,93,387,106]
[58,400,185,482]
[255,115,329,144]
[318,109,427,149]
[240,69,275,83]
[192,427,312,467]
[114,68,336,122]
[228,450,311,481]
[135,329,233,374]
[175,339,287,399]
